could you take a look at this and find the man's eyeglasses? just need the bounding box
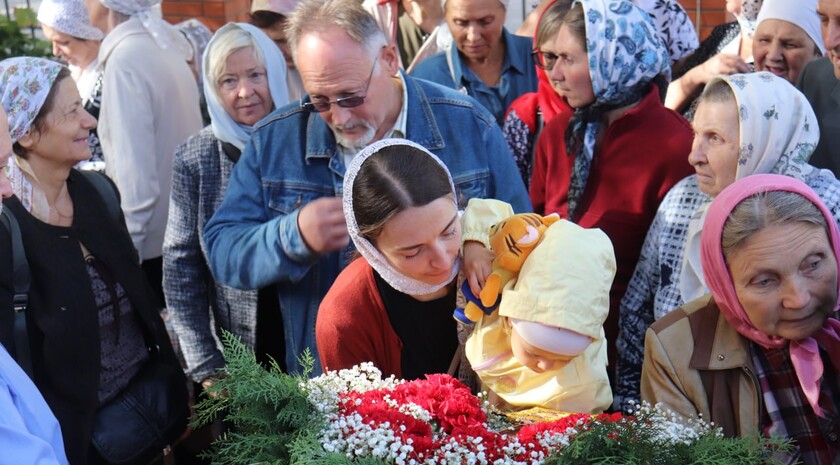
[531,49,559,71]
[300,49,381,113]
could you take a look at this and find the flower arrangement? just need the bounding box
[195,333,789,465]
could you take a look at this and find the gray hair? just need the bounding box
[722,190,827,260]
[698,78,736,106]
[535,0,573,49]
[205,24,267,96]
[285,0,387,65]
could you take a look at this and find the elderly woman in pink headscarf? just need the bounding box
[642,174,840,465]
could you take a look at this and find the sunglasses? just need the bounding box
[300,49,381,113]
[530,49,560,71]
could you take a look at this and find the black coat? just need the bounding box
[0,170,184,465]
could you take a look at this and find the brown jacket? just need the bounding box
[641,295,762,437]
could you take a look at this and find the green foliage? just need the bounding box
[193,331,321,465]
[0,9,50,59]
[544,417,794,465]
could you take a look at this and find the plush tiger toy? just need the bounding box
[454,212,560,324]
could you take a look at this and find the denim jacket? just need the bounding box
[410,28,537,126]
[204,72,530,375]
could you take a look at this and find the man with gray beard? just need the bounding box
[203,0,529,375]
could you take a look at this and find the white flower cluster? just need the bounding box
[303,362,402,414]
[630,401,722,446]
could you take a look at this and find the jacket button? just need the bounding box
[59,306,67,312]
[717,354,725,361]
[828,432,838,442]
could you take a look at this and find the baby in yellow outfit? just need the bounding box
[461,199,615,413]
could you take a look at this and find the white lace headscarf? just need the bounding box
[343,138,461,295]
[37,0,104,41]
[100,0,191,57]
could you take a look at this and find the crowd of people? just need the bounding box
[1,0,840,463]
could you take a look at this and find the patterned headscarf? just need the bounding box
[343,138,461,296]
[701,174,840,417]
[203,23,289,150]
[0,57,64,216]
[37,0,104,41]
[564,0,670,219]
[679,72,822,303]
[735,0,763,39]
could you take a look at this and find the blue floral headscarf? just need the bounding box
[565,0,670,219]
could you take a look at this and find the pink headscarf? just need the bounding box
[701,174,840,417]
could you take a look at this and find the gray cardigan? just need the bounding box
[163,126,258,383]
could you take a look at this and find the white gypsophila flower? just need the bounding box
[304,362,402,414]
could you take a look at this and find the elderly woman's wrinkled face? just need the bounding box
[543,24,594,108]
[0,110,12,201]
[18,78,96,164]
[754,19,821,85]
[727,221,838,341]
[689,99,740,197]
[445,0,506,63]
[41,25,99,69]
[375,197,461,287]
[218,47,273,126]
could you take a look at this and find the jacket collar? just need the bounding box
[302,72,444,169]
[688,297,753,371]
[446,28,526,86]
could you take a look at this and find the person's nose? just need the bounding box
[0,171,12,199]
[765,40,784,63]
[81,108,97,130]
[687,138,706,166]
[547,62,564,82]
[429,242,452,271]
[465,24,480,42]
[52,42,61,57]
[825,20,840,53]
[237,79,254,99]
[327,103,352,127]
[781,277,812,310]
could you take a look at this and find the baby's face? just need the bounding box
[510,327,576,374]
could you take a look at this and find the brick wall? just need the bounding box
[162,0,251,31]
[677,0,732,40]
[163,0,733,40]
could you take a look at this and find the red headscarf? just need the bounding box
[701,174,840,417]
[503,0,570,132]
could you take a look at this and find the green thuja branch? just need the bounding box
[193,331,321,465]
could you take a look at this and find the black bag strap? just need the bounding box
[1,206,33,378]
[80,170,121,223]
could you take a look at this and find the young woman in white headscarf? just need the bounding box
[617,72,840,411]
[163,22,289,392]
[0,57,187,465]
[316,139,464,380]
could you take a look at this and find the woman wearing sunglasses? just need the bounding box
[528,0,694,383]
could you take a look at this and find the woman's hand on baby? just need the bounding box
[463,241,494,296]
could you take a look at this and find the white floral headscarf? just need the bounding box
[679,71,822,303]
[735,0,763,38]
[0,57,65,217]
[343,138,461,296]
[565,0,671,219]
